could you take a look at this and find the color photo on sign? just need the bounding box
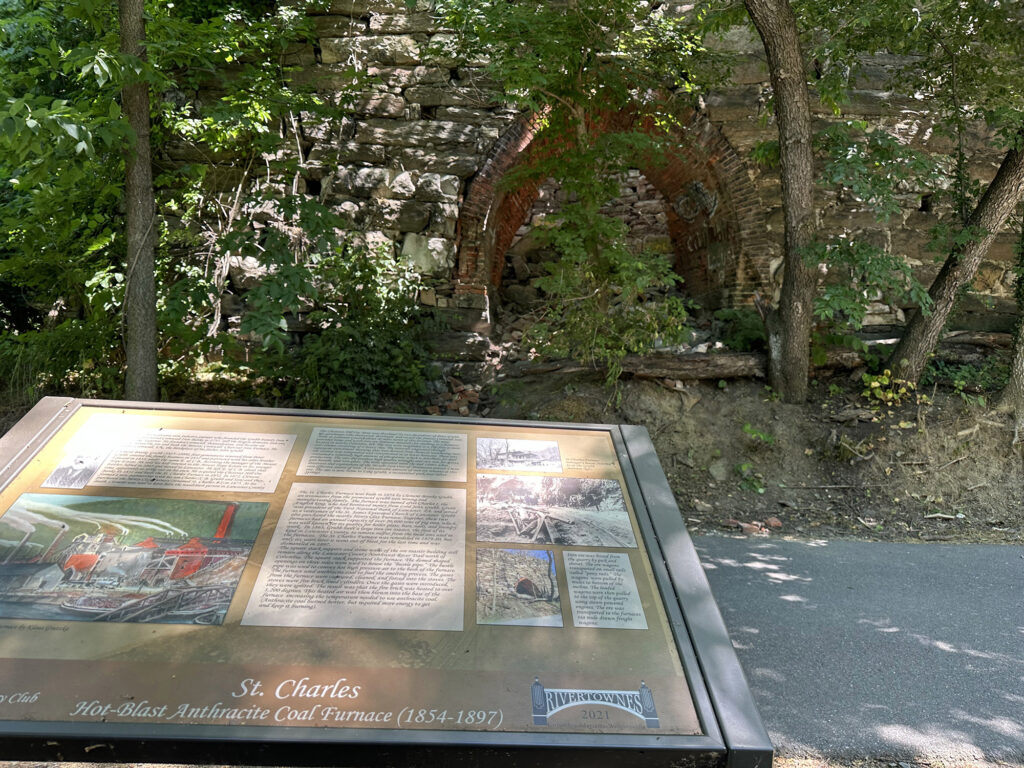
[476,548,562,627]
[475,475,637,548]
[0,494,267,625]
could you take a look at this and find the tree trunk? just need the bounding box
[888,135,1024,383]
[744,0,819,403]
[999,338,1024,447]
[545,550,556,602]
[996,205,1024,446]
[120,0,158,401]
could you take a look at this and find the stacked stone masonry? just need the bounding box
[224,2,1018,333]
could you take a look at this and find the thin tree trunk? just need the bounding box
[1000,335,1024,448]
[888,135,1024,383]
[120,0,158,401]
[545,550,556,602]
[744,0,819,403]
[996,206,1024,447]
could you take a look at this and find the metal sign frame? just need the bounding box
[0,397,772,767]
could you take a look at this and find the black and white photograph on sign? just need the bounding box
[476,438,562,472]
[0,494,267,624]
[476,548,562,627]
[42,449,111,490]
[476,475,637,548]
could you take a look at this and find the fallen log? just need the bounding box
[620,351,767,379]
[621,348,869,380]
[516,334,1010,382]
[940,330,1012,349]
[515,355,767,379]
[520,349,852,380]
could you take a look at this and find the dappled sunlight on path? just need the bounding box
[696,536,1024,764]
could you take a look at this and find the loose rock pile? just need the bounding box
[425,376,489,417]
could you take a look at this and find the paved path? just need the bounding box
[694,536,1024,764]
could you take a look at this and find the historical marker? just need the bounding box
[0,398,771,767]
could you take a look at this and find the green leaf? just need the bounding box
[60,121,81,140]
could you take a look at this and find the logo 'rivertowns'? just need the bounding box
[530,677,659,727]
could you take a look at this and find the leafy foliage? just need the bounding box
[431,0,715,378]
[714,307,767,352]
[742,421,775,445]
[800,0,1024,128]
[861,369,916,408]
[291,247,437,411]
[922,357,1010,405]
[724,0,1024,391]
[0,315,123,404]
[161,189,436,410]
[810,237,930,329]
[526,235,692,383]
[804,120,935,344]
[801,0,1024,225]
[515,134,693,381]
[749,139,780,169]
[430,0,721,118]
[816,121,938,222]
[734,461,766,494]
[1,0,432,410]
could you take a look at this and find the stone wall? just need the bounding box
[499,171,676,312]
[220,2,1019,334]
[704,26,1018,329]
[281,0,514,328]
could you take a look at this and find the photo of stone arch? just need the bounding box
[476,475,637,548]
[476,548,562,627]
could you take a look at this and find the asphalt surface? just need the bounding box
[694,535,1024,764]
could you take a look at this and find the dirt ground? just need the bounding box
[485,369,1024,546]
[2,366,1022,546]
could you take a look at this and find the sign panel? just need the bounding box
[0,404,705,742]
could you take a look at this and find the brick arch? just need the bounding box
[454,112,545,307]
[455,109,772,322]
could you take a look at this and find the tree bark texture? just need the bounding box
[744,0,819,403]
[120,0,158,401]
[996,206,1024,445]
[998,337,1024,447]
[888,135,1024,383]
[623,351,768,379]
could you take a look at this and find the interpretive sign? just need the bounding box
[0,398,771,767]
